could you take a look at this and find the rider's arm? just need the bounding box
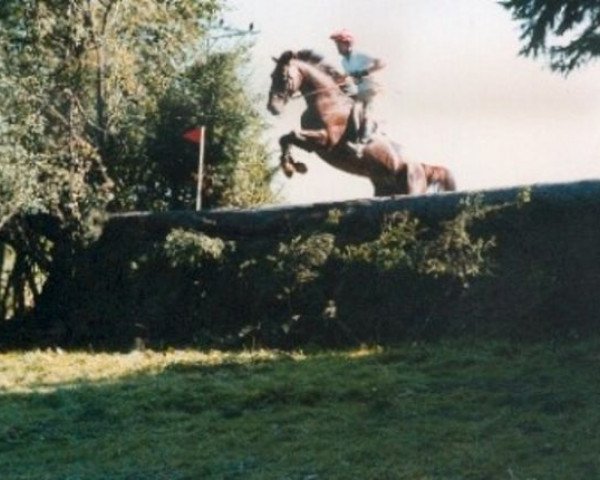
[352,57,386,78]
[367,58,385,74]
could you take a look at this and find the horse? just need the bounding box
[267,50,456,196]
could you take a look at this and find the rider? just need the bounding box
[330,29,385,155]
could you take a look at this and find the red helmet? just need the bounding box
[330,29,354,44]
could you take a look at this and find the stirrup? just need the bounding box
[346,141,365,158]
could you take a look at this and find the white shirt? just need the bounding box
[341,51,379,98]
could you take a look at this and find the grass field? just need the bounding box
[1,339,600,479]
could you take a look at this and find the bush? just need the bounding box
[29,196,507,350]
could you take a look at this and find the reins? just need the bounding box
[288,82,347,101]
[287,65,383,102]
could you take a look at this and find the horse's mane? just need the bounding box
[295,49,345,82]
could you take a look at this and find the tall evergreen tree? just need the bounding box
[501,0,600,73]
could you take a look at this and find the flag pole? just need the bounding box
[195,125,206,211]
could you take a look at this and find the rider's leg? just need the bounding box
[345,98,372,158]
[344,90,378,158]
[357,94,376,143]
[352,99,362,140]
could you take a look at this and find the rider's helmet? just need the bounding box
[330,29,354,44]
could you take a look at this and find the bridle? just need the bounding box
[270,61,302,103]
[270,58,350,102]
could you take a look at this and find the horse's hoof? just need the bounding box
[294,162,308,174]
[282,164,295,178]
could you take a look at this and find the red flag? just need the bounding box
[183,127,203,144]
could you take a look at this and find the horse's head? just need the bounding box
[267,50,303,115]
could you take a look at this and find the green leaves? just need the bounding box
[339,212,421,271]
[140,50,276,211]
[0,0,279,321]
[502,0,600,73]
[164,229,228,269]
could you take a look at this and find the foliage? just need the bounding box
[29,195,508,349]
[501,0,600,73]
[222,203,496,347]
[0,0,275,321]
[338,195,500,284]
[0,0,222,227]
[2,340,600,478]
[164,229,229,269]
[338,212,421,271]
[272,233,336,285]
[121,50,276,211]
[419,196,497,282]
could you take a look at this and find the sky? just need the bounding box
[224,0,600,205]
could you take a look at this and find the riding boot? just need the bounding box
[347,118,377,158]
[358,118,377,143]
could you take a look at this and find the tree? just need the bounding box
[501,0,600,73]
[0,0,274,324]
[124,49,276,211]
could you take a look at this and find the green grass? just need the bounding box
[1,340,600,479]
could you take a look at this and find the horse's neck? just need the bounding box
[297,62,342,102]
[297,62,352,145]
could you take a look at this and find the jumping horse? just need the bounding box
[267,50,456,196]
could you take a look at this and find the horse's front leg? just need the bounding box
[279,129,329,177]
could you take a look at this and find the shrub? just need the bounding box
[9,194,527,349]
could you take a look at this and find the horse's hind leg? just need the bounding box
[406,162,428,195]
[373,163,427,197]
[372,178,399,197]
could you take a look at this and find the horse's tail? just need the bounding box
[422,164,456,192]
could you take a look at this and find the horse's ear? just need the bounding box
[279,50,294,64]
[272,56,278,63]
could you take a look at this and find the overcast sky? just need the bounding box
[225,0,600,204]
